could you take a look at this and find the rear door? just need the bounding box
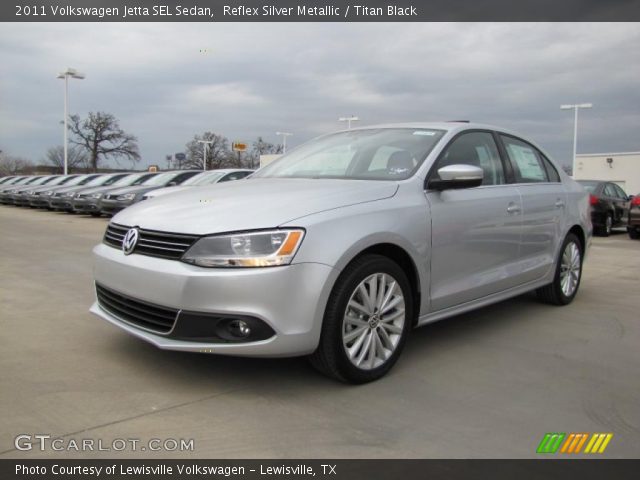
[607,183,630,226]
[498,134,566,284]
[426,130,523,311]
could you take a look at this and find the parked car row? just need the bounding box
[576,180,640,239]
[0,169,254,216]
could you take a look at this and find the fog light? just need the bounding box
[228,319,251,338]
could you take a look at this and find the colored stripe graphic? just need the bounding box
[560,433,589,453]
[584,433,613,454]
[537,433,566,453]
[539,433,613,454]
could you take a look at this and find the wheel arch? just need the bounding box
[567,224,586,254]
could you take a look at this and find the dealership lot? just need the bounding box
[0,206,638,458]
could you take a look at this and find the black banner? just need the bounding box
[4,0,640,22]
[3,460,640,480]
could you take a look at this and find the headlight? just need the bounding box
[64,192,76,198]
[117,193,136,201]
[91,193,102,199]
[182,229,305,268]
[42,190,53,196]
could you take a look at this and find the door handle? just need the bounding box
[507,203,521,214]
[555,199,565,208]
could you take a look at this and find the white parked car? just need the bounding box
[141,169,253,200]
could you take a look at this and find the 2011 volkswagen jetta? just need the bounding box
[91,122,591,383]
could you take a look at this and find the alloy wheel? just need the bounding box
[560,242,581,297]
[342,273,405,370]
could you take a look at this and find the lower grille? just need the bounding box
[103,223,198,260]
[96,283,178,334]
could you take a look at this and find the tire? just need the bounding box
[90,212,101,217]
[536,233,583,306]
[629,228,640,240]
[598,213,613,237]
[310,254,413,383]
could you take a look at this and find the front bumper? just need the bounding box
[73,197,101,213]
[50,196,75,211]
[29,195,51,208]
[91,243,338,357]
[99,199,134,215]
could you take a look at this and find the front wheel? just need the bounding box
[628,227,640,240]
[310,254,413,383]
[536,233,583,305]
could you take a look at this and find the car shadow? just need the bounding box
[101,292,544,389]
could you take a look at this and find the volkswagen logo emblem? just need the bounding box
[122,228,139,255]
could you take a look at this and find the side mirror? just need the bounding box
[428,164,484,191]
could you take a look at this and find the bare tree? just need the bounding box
[184,132,232,170]
[69,112,140,171]
[45,145,89,173]
[0,154,33,176]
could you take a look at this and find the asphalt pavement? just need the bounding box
[1,206,638,458]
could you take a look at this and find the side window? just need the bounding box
[613,184,628,199]
[541,155,561,182]
[500,135,549,183]
[435,132,505,186]
[603,184,618,198]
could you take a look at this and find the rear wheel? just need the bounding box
[536,233,583,305]
[310,254,413,383]
[629,228,640,240]
[598,213,613,237]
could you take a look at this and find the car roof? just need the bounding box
[341,121,536,139]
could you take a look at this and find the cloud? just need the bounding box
[1,22,639,168]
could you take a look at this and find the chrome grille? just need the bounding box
[103,223,199,260]
[96,283,178,333]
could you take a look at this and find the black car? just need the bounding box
[628,194,640,239]
[578,180,631,236]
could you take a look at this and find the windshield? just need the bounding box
[185,171,226,186]
[110,173,146,187]
[82,175,117,187]
[76,174,103,185]
[254,128,445,181]
[36,176,59,185]
[143,172,181,186]
[577,181,598,193]
[100,174,128,186]
[45,176,70,186]
[61,175,89,186]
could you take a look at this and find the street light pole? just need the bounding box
[275,131,293,154]
[339,116,359,129]
[197,140,213,170]
[57,68,85,175]
[560,103,592,177]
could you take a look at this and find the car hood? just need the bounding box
[144,186,193,198]
[77,184,132,195]
[113,178,399,235]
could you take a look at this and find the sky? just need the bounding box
[1,22,639,170]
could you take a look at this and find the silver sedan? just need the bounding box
[91,122,591,383]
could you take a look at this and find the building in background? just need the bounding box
[574,152,640,194]
[259,154,282,169]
